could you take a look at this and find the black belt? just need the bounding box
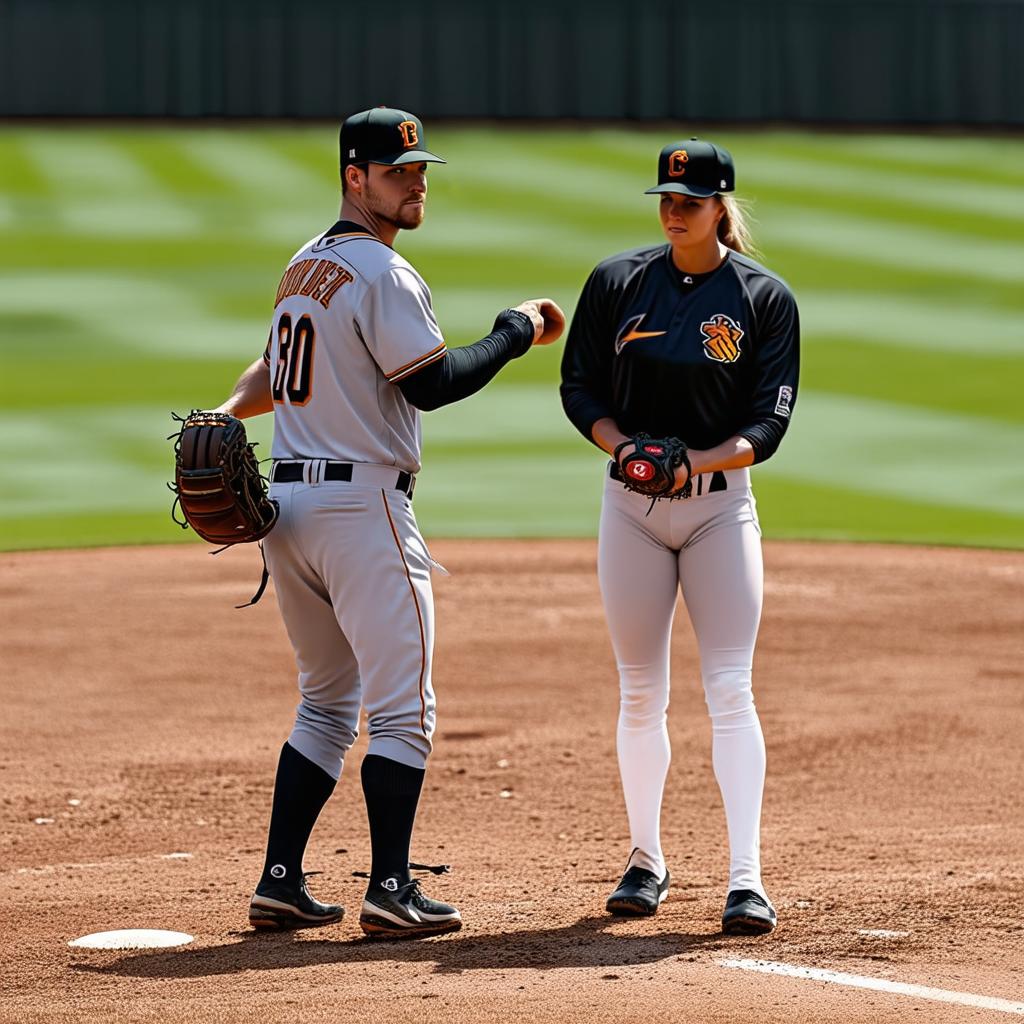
[271,461,415,498]
[609,461,727,497]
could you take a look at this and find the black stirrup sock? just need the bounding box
[361,753,426,889]
[259,742,336,887]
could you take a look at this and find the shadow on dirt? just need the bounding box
[69,914,733,979]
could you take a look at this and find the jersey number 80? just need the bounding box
[272,313,316,406]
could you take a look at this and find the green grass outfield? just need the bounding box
[1,125,1022,551]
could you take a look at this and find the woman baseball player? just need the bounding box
[213,107,564,938]
[560,138,799,934]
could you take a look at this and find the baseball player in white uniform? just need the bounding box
[560,138,799,935]
[212,107,564,938]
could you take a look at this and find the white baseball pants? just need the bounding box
[598,465,768,898]
[263,477,436,779]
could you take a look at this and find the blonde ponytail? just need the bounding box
[718,194,759,259]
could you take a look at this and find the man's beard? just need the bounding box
[366,186,424,231]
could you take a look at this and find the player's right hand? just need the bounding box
[515,298,566,347]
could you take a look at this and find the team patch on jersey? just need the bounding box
[699,314,744,363]
[774,385,793,418]
[615,314,667,355]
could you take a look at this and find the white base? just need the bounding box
[69,929,194,950]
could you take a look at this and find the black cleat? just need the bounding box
[606,864,670,917]
[249,870,344,931]
[359,867,462,940]
[722,889,777,935]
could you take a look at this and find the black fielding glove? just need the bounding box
[614,433,692,500]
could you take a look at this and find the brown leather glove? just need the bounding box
[170,411,278,546]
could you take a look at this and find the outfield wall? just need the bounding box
[0,0,1020,125]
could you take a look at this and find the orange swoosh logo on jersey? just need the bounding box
[615,314,667,355]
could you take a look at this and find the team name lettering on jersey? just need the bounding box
[275,258,354,310]
[700,314,744,363]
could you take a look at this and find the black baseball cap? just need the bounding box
[339,107,446,170]
[644,138,735,198]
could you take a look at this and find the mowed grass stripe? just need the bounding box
[753,476,1024,550]
[745,179,1012,241]
[765,246,1021,311]
[0,406,264,517]
[818,135,1024,184]
[0,133,53,195]
[16,131,207,237]
[758,204,1022,284]
[0,270,268,369]
[741,139,1024,213]
[113,132,243,197]
[799,292,1024,357]
[0,232,296,272]
[21,131,161,193]
[182,132,336,199]
[803,340,1023,424]
[763,391,1024,517]
[259,131,338,188]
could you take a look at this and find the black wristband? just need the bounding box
[493,308,536,357]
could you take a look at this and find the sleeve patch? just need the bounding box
[774,385,793,418]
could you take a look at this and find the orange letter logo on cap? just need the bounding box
[398,121,419,148]
[668,149,688,177]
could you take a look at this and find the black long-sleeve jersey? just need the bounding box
[560,245,800,463]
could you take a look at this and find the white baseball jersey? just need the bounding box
[263,225,448,473]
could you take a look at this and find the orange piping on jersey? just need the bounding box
[381,491,428,735]
[386,342,447,383]
[320,230,376,243]
[320,230,394,251]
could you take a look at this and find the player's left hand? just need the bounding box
[519,298,566,346]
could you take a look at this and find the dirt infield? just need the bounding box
[1,539,1022,1023]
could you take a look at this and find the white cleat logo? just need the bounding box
[382,877,399,892]
[270,864,286,879]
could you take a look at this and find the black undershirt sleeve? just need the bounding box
[735,285,800,463]
[397,309,535,412]
[559,267,616,449]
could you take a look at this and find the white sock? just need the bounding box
[616,714,670,879]
[711,705,767,899]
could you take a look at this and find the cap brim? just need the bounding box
[372,150,447,166]
[644,183,719,198]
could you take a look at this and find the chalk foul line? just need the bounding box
[718,959,1024,1016]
